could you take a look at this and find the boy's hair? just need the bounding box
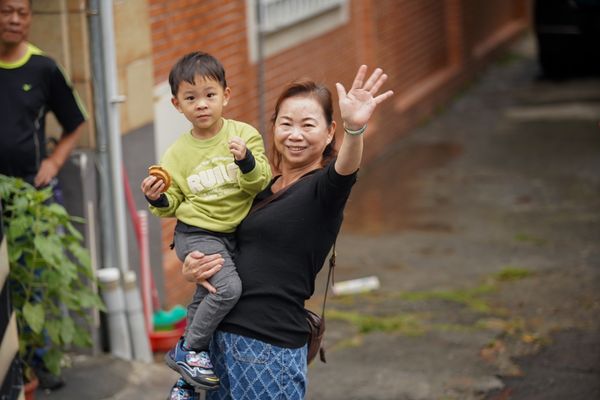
[168,52,227,96]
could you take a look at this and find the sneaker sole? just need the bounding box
[164,353,220,391]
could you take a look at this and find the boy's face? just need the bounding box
[172,75,231,139]
[0,0,32,47]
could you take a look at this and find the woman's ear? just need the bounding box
[326,121,337,144]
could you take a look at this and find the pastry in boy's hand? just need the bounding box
[148,165,171,192]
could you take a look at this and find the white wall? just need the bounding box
[153,81,191,162]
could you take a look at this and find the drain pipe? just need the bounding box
[88,0,133,360]
[98,0,130,277]
[88,0,148,361]
[87,0,118,273]
[256,0,266,136]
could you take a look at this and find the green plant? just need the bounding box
[0,175,104,380]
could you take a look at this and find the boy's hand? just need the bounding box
[141,175,165,200]
[228,136,247,161]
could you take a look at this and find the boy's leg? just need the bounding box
[183,234,240,350]
[169,231,241,389]
[174,232,241,350]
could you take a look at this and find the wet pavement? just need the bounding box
[38,35,600,400]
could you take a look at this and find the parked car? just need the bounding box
[534,0,600,77]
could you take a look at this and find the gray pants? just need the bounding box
[173,230,241,351]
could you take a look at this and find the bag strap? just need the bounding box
[321,242,335,318]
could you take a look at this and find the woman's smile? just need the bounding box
[286,145,307,153]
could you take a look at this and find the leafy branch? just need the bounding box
[0,175,105,378]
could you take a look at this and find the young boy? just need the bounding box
[141,52,271,396]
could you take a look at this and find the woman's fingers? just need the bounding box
[374,89,394,104]
[335,82,347,100]
[183,251,223,284]
[368,72,387,95]
[200,281,217,294]
[363,68,383,93]
[351,65,367,90]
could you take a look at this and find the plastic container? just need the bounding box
[149,326,185,353]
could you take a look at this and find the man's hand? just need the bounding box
[34,158,59,187]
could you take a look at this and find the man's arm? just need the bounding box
[34,122,84,187]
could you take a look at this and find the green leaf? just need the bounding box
[73,324,92,347]
[78,290,104,309]
[60,318,75,344]
[47,202,68,217]
[45,319,62,345]
[33,235,63,267]
[68,242,91,270]
[66,222,83,241]
[61,259,78,284]
[42,348,62,376]
[23,302,45,334]
[7,215,30,238]
[7,245,23,264]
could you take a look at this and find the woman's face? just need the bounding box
[273,95,335,170]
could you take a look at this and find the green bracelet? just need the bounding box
[344,124,367,136]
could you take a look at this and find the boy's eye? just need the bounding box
[207,93,216,98]
[185,96,194,101]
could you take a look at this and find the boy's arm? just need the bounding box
[235,132,272,194]
[148,186,183,217]
[144,153,184,217]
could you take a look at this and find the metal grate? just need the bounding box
[258,0,346,33]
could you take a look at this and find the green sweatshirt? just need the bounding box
[149,118,271,233]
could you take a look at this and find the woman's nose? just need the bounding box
[289,126,303,139]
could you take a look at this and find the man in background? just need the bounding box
[0,0,88,391]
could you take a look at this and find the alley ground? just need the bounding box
[40,34,600,400]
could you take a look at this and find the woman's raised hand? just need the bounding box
[335,65,394,130]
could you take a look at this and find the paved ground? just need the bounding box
[38,35,600,400]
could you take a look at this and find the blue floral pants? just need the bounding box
[206,331,307,400]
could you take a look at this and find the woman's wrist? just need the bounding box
[343,123,367,136]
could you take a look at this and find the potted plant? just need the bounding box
[0,175,105,388]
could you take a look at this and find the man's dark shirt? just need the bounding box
[0,43,86,184]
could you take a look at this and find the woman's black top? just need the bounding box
[219,161,357,348]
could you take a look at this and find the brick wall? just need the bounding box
[147,0,531,308]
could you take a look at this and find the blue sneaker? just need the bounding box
[165,338,220,390]
[168,378,200,400]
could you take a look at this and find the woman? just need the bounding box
[175,65,393,400]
